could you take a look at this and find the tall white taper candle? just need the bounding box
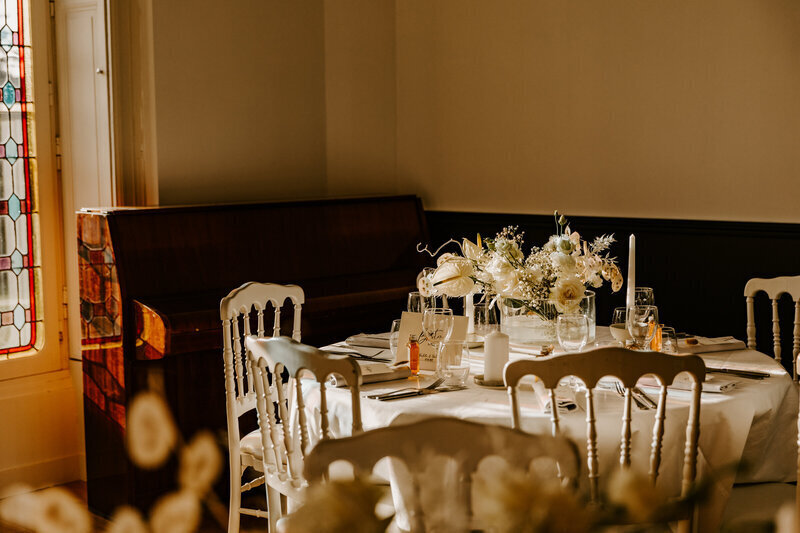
[626,234,636,309]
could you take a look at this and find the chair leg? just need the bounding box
[267,484,282,532]
[228,458,242,533]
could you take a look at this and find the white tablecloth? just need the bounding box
[303,327,797,531]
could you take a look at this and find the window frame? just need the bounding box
[1,0,66,381]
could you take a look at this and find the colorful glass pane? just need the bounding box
[0,0,40,359]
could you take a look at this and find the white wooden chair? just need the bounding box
[220,282,304,533]
[505,346,706,533]
[303,417,580,533]
[745,276,800,381]
[245,335,364,532]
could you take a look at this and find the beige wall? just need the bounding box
[152,0,327,205]
[394,0,800,222]
[148,0,800,223]
[323,0,398,197]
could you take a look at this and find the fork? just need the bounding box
[368,377,445,400]
[613,381,648,410]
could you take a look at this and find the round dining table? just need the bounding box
[302,327,798,531]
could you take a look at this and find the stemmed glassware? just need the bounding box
[422,308,455,375]
[635,287,655,306]
[626,305,659,349]
[609,307,631,345]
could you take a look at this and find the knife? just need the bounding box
[706,368,770,379]
[377,386,466,401]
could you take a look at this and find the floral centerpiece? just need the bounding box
[417,211,623,344]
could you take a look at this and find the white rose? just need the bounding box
[431,258,475,297]
[544,235,559,252]
[550,252,577,273]
[495,238,524,262]
[486,256,519,296]
[550,276,586,313]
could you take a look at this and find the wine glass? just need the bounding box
[556,314,589,352]
[473,302,500,337]
[408,291,434,313]
[389,319,402,359]
[626,305,659,349]
[635,287,655,306]
[422,308,455,371]
[609,307,631,345]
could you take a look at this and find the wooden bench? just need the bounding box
[78,195,429,515]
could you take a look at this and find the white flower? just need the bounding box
[0,484,40,530]
[108,506,150,533]
[149,491,201,533]
[417,274,435,297]
[485,256,519,296]
[607,468,666,522]
[436,252,457,267]
[494,238,524,262]
[178,431,223,496]
[461,238,482,261]
[550,251,577,273]
[550,276,585,313]
[127,392,178,470]
[34,487,92,533]
[431,257,475,297]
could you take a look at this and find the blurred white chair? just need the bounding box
[505,346,706,533]
[220,282,304,533]
[246,335,364,532]
[745,276,800,381]
[303,417,580,533]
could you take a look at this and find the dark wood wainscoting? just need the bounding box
[425,210,800,373]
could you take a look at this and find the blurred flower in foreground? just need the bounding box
[34,487,92,533]
[178,431,223,496]
[107,506,149,533]
[149,490,201,533]
[607,468,667,523]
[284,479,391,533]
[127,391,178,469]
[0,484,41,530]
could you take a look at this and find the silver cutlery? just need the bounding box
[368,377,445,400]
[632,386,658,409]
[613,382,650,410]
[378,385,466,401]
[707,367,770,380]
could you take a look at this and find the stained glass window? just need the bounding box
[0,0,41,359]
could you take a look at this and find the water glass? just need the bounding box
[556,314,589,352]
[626,305,659,349]
[437,340,471,386]
[660,326,679,354]
[635,287,655,306]
[473,302,499,337]
[609,307,631,345]
[389,319,401,359]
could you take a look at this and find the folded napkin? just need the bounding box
[346,332,391,349]
[678,336,746,354]
[639,374,738,393]
[328,360,411,387]
[531,379,578,413]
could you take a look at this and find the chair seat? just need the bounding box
[721,482,795,528]
[241,429,265,459]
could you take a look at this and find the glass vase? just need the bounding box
[500,290,596,346]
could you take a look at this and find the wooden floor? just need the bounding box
[0,481,266,532]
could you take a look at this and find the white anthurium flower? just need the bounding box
[417,274,435,297]
[462,238,482,261]
[178,431,223,496]
[127,391,178,470]
[550,276,586,313]
[108,506,150,533]
[431,258,475,297]
[149,491,201,533]
[34,487,92,533]
[436,252,457,267]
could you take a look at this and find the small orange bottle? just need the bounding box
[407,335,420,376]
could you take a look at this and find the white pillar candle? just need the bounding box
[626,234,636,309]
[465,291,475,335]
[484,330,509,383]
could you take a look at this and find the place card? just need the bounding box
[396,311,468,370]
